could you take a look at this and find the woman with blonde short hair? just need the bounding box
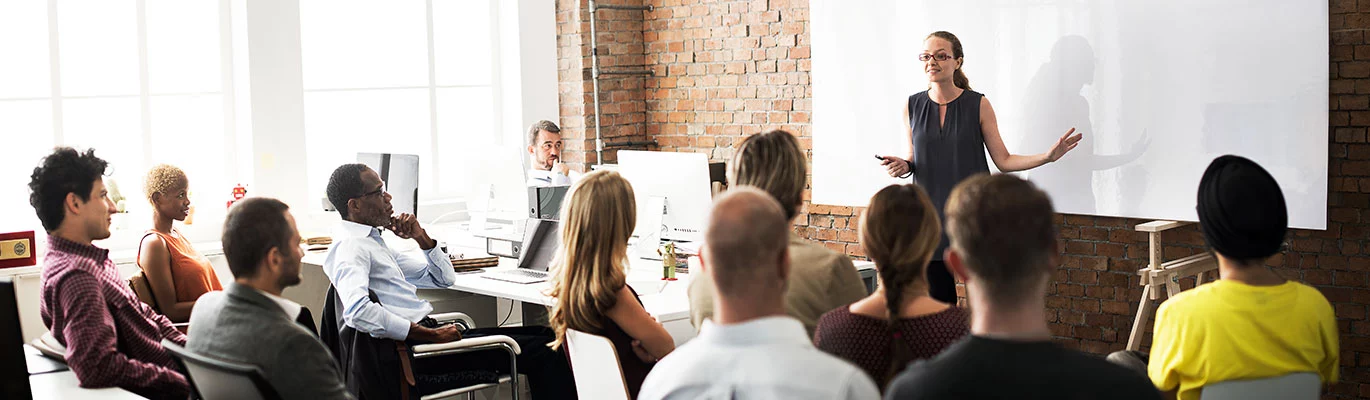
[136,164,222,323]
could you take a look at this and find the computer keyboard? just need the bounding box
[481,268,550,284]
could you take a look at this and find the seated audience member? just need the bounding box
[814,184,969,390]
[884,174,1158,400]
[639,188,879,400]
[1143,155,1338,400]
[188,197,353,399]
[549,170,675,399]
[137,164,223,323]
[689,129,866,336]
[527,120,580,186]
[30,147,189,399]
[321,163,575,399]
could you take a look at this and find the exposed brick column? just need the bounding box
[555,0,650,169]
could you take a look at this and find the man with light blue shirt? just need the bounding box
[322,163,576,399]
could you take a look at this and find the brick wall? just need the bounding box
[556,0,651,169]
[557,0,1370,396]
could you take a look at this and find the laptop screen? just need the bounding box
[0,278,31,399]
[517,219,560,272]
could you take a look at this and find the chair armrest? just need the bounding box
[428,312,474,328]
[412,335,522,355]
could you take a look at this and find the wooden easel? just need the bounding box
[1125,220,1220,351]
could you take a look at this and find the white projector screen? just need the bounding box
[811,0,1328,229]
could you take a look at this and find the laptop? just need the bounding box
[482,219,558,284]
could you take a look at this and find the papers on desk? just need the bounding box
[672,242,699,255]
[26,344,67,375]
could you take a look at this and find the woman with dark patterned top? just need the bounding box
[813,184,970,391]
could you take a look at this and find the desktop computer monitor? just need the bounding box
[357,153,420,218]
[465,143,530,230]
[616,150,713,243]
[0,278,31,399]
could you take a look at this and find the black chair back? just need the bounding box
[161,339,282,400]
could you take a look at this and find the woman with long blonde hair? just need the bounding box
[813,184,970,390]
[548,170,674,399]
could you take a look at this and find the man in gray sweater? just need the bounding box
[188,197,353,399]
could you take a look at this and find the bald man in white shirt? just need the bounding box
[638,187,879,400]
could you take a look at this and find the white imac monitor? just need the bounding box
[357,153,420,217]
[616,150,713,243]
[465,143,530,227]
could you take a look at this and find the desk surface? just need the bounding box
[302,248,698,322]
[28,370,143,399]
[303,247,874,322]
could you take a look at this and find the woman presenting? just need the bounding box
[878,31,1082,304]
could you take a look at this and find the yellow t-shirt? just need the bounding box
[1148,279,1339,400]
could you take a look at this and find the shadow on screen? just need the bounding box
[1021,35,1150,215]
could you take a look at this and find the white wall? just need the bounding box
[811,0,1329,229]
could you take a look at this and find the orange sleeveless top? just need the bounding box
[139,229,223,303]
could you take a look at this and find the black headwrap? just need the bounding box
[1196,155,1288,260]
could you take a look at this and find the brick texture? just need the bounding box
[557,0,1370,397]
[556,0,653,169]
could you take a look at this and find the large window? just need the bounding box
[299,0,499,203]
[0,0,243,246]
[2,0,518,253]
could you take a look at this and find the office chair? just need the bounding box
[564,329,630,400]
[1200,372,1321,400]
[321,286,521,400]
[162,339,282,400]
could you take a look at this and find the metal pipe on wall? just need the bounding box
[588,0,653,165]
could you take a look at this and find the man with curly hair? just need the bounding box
[29,147,190,399]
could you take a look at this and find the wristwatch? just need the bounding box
[900,160,916,179]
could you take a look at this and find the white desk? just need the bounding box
[445,254,699,344]
[300,246,701,344]
[299,225,877,346]
[28,370,143,399]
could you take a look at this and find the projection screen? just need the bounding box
[810,0,1328,229]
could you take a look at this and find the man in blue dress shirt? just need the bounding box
[323,163,575,399]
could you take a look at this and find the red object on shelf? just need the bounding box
[0,231,37,269]
[226,183,248,209]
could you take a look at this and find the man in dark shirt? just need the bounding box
[885,174,1159,400]
[30,147,190,399]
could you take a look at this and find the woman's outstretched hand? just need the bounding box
[879,155,910,177]
[1047,128,1084,162]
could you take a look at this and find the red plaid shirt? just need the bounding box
[40,234,190,400]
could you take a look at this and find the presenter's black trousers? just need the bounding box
[927,260,957,304]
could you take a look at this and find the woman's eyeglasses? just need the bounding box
[918,53,954,62]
